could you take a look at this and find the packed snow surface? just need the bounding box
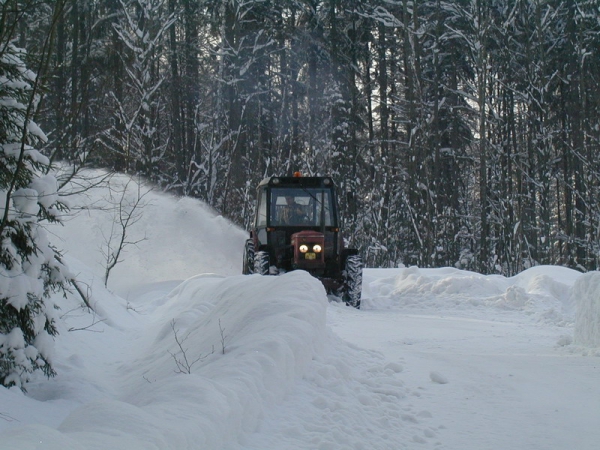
[1,171,600,450]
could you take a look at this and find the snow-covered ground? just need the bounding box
[1,171,600,450]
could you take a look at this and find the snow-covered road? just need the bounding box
[329,305,600,450]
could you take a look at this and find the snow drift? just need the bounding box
[573,271,600,347]
[1,271,327,449]
[362,265,578,326]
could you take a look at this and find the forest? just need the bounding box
[3,0,600,275]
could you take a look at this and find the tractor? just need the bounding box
[243,174,362,308]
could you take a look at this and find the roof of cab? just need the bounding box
[257,176,335,189]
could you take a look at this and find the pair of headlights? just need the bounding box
[299,244,322,253]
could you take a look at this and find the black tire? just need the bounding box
[342,254,363,308]
[242,240,255,274]
[254,250,271,275]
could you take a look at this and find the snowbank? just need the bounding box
[573,271,600,347]
[362,265,578,325]
[1,271,328,449]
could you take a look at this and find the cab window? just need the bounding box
[270,188,335,227]
[257,189,268,227]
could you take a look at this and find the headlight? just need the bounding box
[299,244,309,253]
[313,244,322,253]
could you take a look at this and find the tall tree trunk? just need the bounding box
[169,0,184,187]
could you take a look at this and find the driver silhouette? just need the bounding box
[280,196,305,224]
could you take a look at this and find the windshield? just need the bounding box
[270,187,335,227]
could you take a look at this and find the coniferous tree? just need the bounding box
[0,5,69,390]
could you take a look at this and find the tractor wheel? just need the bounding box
[342,254,363,308]
[242,240,255,274]
[254,250,271,275]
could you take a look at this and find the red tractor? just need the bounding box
[243,174,362,308]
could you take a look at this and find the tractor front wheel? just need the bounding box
[254,250,271,275]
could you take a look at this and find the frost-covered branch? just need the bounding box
[101,178,150,287]
[168,319,213,374]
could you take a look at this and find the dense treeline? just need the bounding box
[11,0,600,274]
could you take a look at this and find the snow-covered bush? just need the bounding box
[573,272,600,348]
[0,42,69,390]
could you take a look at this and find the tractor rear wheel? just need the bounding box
[342,254,363,308]
[242,240,255,274]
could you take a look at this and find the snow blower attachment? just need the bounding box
[243,175,363,308]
